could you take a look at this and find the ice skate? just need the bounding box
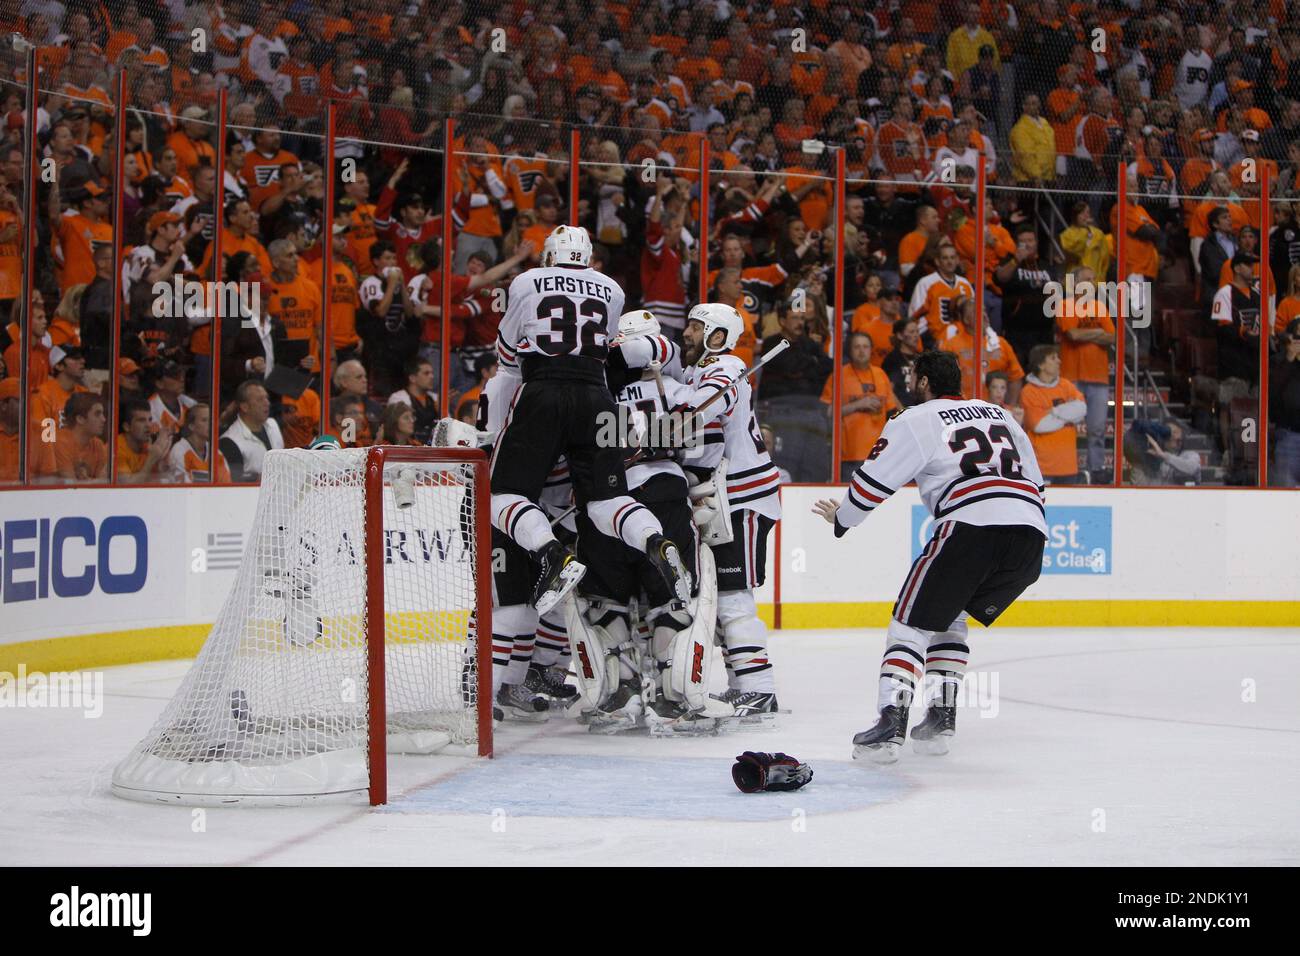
[586,680,644,734]
[495,683,550,722]
[713,688,779,726]
[531,540,585,615]
[644,533,691,605]
[523,662,578,703]
[644,696,726,737]
[852,704,909,765]
[911,684,957,755]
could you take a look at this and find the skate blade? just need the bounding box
[535,560,587,616]
[498,708,549,723]
[911,735,951,756]
[852,741,900,765]
[646,717,721,737]
[586,716,642,735]
[724,710,778,729]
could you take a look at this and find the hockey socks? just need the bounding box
[491,495,554,553]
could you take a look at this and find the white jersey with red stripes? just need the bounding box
[681,353,781,521]
[615,372,701,490]
[613,336,780,520]
[835,397,1047,535]
[495,264,626,368]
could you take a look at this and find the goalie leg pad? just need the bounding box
[663,545,719,710]
[564,597,631,710]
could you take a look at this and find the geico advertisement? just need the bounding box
[0,489,237,644]
[1,514,149,603]
[0,484,476,643]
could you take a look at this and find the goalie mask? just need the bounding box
[687,302,743,358]
[612,309,660,345]
[543,224,592,267]
[431,417,480,449]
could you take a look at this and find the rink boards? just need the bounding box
[1,484,1298,672]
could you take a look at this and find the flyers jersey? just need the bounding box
[909,271,974,338]
[836,397,1046,536]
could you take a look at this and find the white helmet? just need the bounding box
[543,224,592,267]
[687,302,744,355]
[612,309,660,345]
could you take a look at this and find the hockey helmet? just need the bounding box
[612,309,661,345]
[543,224,592,267]
[432,417,480,448]
[687,302,744,354]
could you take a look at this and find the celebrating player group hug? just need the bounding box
[437,221,1048,761]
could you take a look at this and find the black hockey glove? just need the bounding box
[731,751,814,793]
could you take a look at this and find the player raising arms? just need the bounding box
[490,225,690,616]
[813,350,1047,763]
[616,303,784,720]
[570,309,727,735]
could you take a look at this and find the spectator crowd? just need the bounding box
[4,0,1300,487]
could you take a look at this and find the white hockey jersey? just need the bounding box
[496,265,626,370]
[615,336,781,520]
[835,397,1047,536]
[615,373,697,491]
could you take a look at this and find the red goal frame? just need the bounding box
[363,445,494,806]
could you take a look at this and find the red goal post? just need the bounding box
[365,445,494,806]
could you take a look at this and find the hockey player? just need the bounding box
[570,309,728,735]
[490,225,690,616]
[813,350,1047,763]
[613,302,783,720]
[433,413,548,722]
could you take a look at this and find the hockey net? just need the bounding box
[112,446,491,807]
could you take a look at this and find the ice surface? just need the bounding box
[2,628,1297,866]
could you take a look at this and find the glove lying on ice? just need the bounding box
[731,751,814,793]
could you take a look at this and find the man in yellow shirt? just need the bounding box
[1010,94,1055,184]
[946,3,1000,79]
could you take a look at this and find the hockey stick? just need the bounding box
[548,339,791,527]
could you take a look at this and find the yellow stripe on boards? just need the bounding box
[776,601,1300,630]
[4,602,1296,674]
[0,625,210,675]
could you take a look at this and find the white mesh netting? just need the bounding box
[112,448,483,806]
